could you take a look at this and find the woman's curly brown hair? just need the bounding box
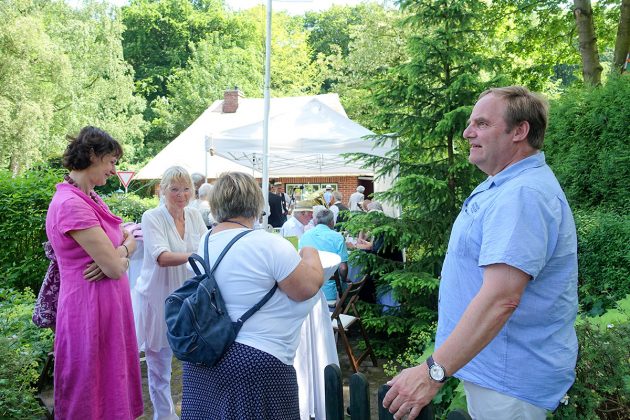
[62,126,123,170]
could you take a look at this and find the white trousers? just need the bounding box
[145,347,179,420]
[463,381,547,420]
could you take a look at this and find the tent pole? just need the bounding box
[204,135,209,179]
[262,0,272,228]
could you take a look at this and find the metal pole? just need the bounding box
[262,0,272,228]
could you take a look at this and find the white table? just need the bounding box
[294,250,341,420]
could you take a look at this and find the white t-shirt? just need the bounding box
[279,216,306,239]
[132,205,208,350]
[199,228,317,365]
[348,192,364,211]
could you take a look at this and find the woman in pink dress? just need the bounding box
[45,126,143,419]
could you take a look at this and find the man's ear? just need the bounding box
[512,121,530,143]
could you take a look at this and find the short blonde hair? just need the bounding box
[209,172,264,223]
[160,166,194,194]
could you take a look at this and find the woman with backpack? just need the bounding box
[180,172,324,419]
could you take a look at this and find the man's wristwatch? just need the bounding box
[427,355,447,383]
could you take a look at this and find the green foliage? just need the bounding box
[122,0,234,103]
[103,193,158,223]
[0,0,146,172]
[0,169,61,291]
[0,288,54,418]
[545,75,630,214]
[574,210,630,315]
[0,168,155,290]
[553,297,630,419]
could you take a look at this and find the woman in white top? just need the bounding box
[132,166,207,420]
[181,172,324,419]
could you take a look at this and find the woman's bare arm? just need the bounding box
[278,247,324,301]
[70,227,129,280]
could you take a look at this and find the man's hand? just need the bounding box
[83,261,105,281]
[383,364,442,420]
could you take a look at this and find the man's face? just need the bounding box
[296,211,313,226]
[463,94,520,176]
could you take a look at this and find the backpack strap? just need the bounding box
[234,283,278,332]
[202,228,279,333]
[204,229,253,274]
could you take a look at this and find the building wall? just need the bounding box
[270,176,372,205]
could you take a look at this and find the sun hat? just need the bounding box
[293,200,314,212]
[325,184,332,190]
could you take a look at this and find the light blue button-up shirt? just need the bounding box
[435,152,578,410]
[299,224,349,300]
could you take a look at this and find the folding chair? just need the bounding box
[330,276,378,373]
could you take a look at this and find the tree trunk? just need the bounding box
[573,0,603,85]
[613,0,630,72]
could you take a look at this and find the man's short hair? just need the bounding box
[479,86,549,150]
[333,191,342,201]
[367,201,383,212]
[314,208,334,226]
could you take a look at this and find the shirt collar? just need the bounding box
[491,151,546,187]
[472,152,546,195]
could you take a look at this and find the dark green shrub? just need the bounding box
[553,296,630,419]
[546,75,630,214]
[0,288,54,418]
[0,169,61,291]
[575,210,630,314]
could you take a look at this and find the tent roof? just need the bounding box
[136,93,391,179]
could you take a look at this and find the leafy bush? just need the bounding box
[546,75,630,214]
[103,193,158,223]
[0,169,61,290]
[0,168,157,291]
[553,296,630,419]
[0,288,54,418]
[575,210,630,314]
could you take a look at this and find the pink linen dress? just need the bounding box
[45,182,143,419]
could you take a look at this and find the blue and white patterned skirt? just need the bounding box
[181,342,300,419]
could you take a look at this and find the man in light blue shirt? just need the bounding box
[384,86,578,419]
[299,208,349,300]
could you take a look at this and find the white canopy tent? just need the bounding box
[209,97,391,176]
[137,93,393,179]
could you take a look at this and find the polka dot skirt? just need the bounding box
[181,342,300,419]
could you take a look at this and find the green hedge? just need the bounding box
[546,75,630,214]
[0,169,62,291]
[0,288,53,418]
[575,210,630,315]
[0,169,156,291]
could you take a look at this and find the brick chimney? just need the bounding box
[223,86,243,113]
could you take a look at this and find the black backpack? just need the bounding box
[165,229,277,366]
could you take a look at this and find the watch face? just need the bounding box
[429,364,445,381]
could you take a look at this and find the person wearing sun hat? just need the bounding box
[323,184,333,206]
[279,200,314,239]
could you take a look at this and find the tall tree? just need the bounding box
[0,0,144,172]
[613,0,630,71]
[343,0,503,358]
[121,0,235,104]
[573,0,603,85]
